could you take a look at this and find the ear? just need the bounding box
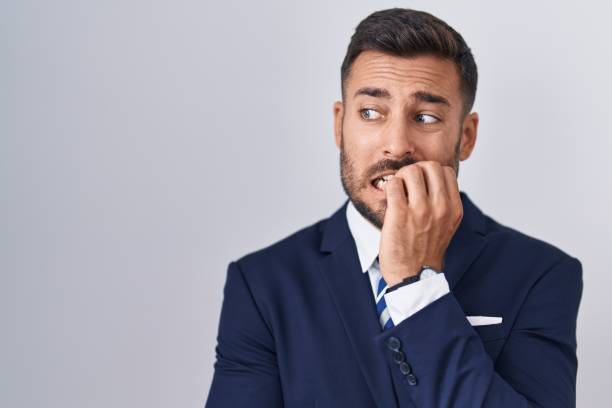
[333,100,344,149]
[459,111,479,161]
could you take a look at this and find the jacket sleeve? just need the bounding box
[205,261,283,408]
[374,256,583,408]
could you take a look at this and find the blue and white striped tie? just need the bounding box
[375,257,394,330]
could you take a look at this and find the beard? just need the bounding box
[339,130,461,230]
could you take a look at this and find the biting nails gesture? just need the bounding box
[378,161,463,286]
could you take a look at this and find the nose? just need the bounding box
[381,117,417,160]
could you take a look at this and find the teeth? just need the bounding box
[374,174,394,190]
[375,178,387,190]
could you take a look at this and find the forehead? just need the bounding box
[346,50,461,102]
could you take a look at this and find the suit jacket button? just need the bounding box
[386,336,401,351]
[406,373,418,386]
[399,362,412,375]
[392,351,405,364]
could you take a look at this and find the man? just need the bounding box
[205,8,582,408]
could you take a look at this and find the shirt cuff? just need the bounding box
[384,273,450,325]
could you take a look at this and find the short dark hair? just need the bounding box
[340,8,478,118]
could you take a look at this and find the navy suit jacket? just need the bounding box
[206,192,583,407]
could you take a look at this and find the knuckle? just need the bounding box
[434,202,450,219]
[412,204,428,218]
[405,163,419,172]
[415,161,429,172]
[422,160,440,170]
[454,205,464,222]
[407,164,423,176]
[396,165,416,179]
[395,167,408,178]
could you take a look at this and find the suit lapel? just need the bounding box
[444,191,488,290]
[317,201,399,408]
[316,191,488,406]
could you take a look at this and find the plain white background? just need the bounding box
[2,1,611,406]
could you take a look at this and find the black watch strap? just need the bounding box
[385,274,420,293]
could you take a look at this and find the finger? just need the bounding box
[383,175,407,212]
[398,165,427,208]
[443,166,461,206]
[417,161,449,203]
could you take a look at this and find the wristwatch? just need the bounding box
[385,264,443,293]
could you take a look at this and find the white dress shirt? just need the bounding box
[345,200,450,325]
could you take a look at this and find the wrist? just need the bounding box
[384,270,417,287]
[382,261,442,284]
[385,264,444,293]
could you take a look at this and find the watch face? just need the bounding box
[420,268,438,280]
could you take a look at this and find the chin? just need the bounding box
[352,194,386,230]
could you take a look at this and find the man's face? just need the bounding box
[333,50,479,229]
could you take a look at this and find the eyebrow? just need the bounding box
[353,87,451,107]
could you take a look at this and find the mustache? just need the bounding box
[368,156,418,178]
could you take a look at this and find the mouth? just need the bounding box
[370,172,397,191]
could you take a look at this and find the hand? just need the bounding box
[378,161,463,286]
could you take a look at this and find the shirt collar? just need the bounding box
[345,199,381,273]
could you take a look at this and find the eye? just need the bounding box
[415,113,440,124]
[359,108,382,121]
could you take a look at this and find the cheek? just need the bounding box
[342,126,377,160]
[349,147,376,181]
[346,127,379,155]
[420,128,458,159]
